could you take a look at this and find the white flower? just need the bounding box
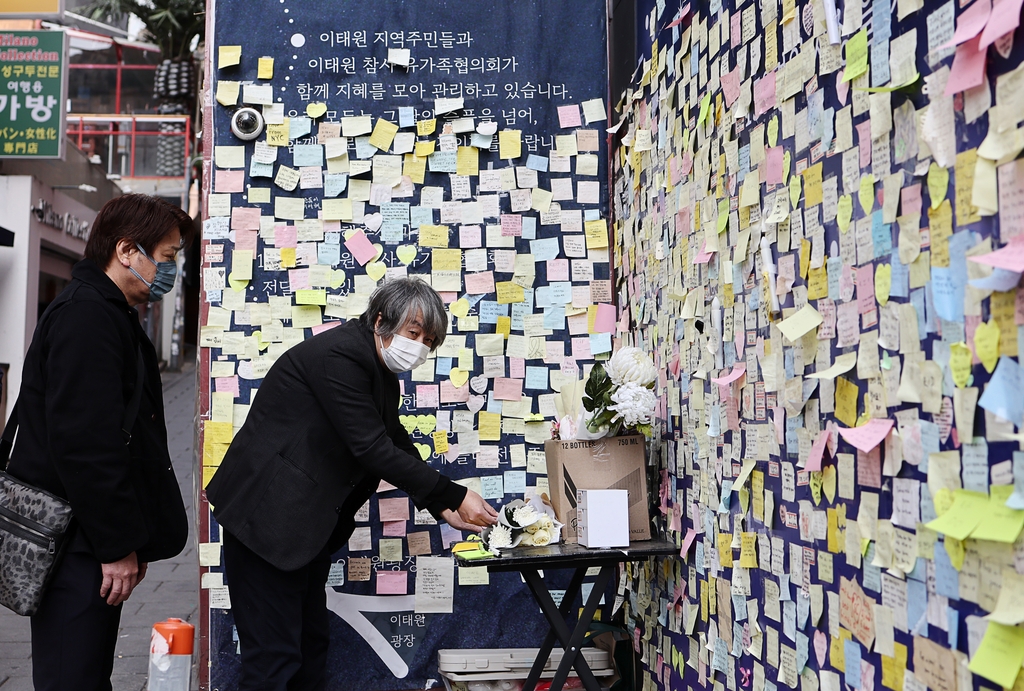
[608,381,658,428]
[605,347,658,387]
[527,528,552,545]
[487,524,513,550]
[512,504,539,527]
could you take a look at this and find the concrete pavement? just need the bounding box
[0,359,199,690]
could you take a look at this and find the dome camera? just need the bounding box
[231,107,264,141]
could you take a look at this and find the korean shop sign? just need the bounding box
[0,31,67,159]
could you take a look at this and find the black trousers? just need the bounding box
[223,530,334,691]
[31,550,123,691]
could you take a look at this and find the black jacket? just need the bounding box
[6,259,188,564]
[206,319,466,571]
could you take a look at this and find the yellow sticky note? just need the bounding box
[214,145,245,169]
[948,342,972,388]
[739,532,758,567]
[585,219,609,249]
[456,146,479,176]
[280,247,296,267]
[717,533,733,568]
[478,411,502,441]
[969,485,1024,543]
[496,316,511,338]
[218,45,241,69]
[403,153,427,185]
[215,81,240,106]
[416,119,436,136]
[803,162,823,206]
[419,225,451,248]
[968,622,1024,689]
[499,129,522,159]
[291,305,322,328]
[496,281,525,304]
[266,122,289,147]
[257,57,274,79]
[431,248,461,271]
[414,140,436,158]
[432,430,449,454]
[231,250,253,281]
[369,118,399,151]
[322,198,352,221]
[295,289,327,306]
[835,377,858,427]
[973,320,1000,373]
[924,489,989,540]
[843,30,868,82]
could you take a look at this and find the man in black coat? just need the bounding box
[206,277,497,691]
[6,194,192,691]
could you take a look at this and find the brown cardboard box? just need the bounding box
[543,435,651,543]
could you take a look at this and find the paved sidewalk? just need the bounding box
[0,359,199,691]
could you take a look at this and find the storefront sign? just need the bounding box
[32,198,90,240]
[0,0,64,20]
[0,30,67,159]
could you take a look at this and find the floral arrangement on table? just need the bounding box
[482,496,564,554]
[552,346,658,440]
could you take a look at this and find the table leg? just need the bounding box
[546,564,615,691]
[524,569,589,691]
[521,565,612,691]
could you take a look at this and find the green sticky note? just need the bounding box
[843,30,868,83]
[717,198,730,233]
[925,489,989,541]
[698,93,712,126]
[970,485,1024,543]
[968,622,1024,689]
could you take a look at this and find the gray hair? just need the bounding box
[359,277,448,351]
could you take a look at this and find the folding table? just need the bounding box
[455,539,678,691]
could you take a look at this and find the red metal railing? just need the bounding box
[65,114,191,178]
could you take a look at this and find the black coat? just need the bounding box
[206,319,466,571]
[7,260,188,564]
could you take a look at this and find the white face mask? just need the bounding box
[379,333,430,373]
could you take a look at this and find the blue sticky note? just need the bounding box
[933,541,959,600]
[525,366,548,391]
[732,622,745,657]
[543,306,565,330]
[733,594,747,621]
[354,136,376,159]
[398,107,415,128]
[530,237,560,261]
[526,154,548,172]
[428,151,458,173]
[522,216,537,240]
[844,640,862,687]
[317,242,340,266]
[410,206,434,228]
[485,393,502,414]
[471,132,493,149]
[480,476,504,499]
[250,159,274,178]
[590,333,612,354]
[979,356,1024,427]
[910,288,928,335]
[503,471,526,495]
[584,209,602,221]
[931,267,964,323]
[718,480,733,513]
[796,632,809,672]
[872,211,892,258]
[889,248,909,298]
[783,601,796,641]
[293,144,323,167]
[324,173,347,197]
[435,357,452,376]
[289,116,312,140]
[908,577,928,633]
[920,484,937,523]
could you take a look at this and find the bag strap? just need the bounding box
[1,401,18,470]
[0,345,146,467]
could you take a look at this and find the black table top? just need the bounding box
[454,538,678,572]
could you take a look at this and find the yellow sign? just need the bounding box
[0,0,63,18]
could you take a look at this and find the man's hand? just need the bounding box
[441,490,499,533]
[100,551,140,606]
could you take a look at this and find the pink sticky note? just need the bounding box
[235,230,258,251]
[288,268,311,290]
[838,418,895,453]
[711,363,747,387]
[980,0,1024,48]
[311,322,341,336]
[500,214,522,237]
[766,147,784,185]
[856,121,872,168]
[856,264,875,314]
[547,258,570,281]
[376,571,407,595]
[382,520,407,537]
[344,229,378,266]
[942,0,992,48]
[570,336,592,360]
[594,303,616,333]
[805,429,830,472]
[464,271,495,294]
[493,377,524,401]
[379,497,410,522]
[968,236,1024,271]
[439,381,470,403]
[459,225,482,248]
[945,36,987,96]
[230,207,260,230]
[415,385,440,408]
[214,375,240,396]
[753,73,777,117]
[721,68,742,107]
[215,169,245,193]
[681,528,698,559]
[557,104,582,128]
[508,357,525,378]
[275,225,298,248]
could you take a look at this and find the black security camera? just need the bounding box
[231,107,265,141]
